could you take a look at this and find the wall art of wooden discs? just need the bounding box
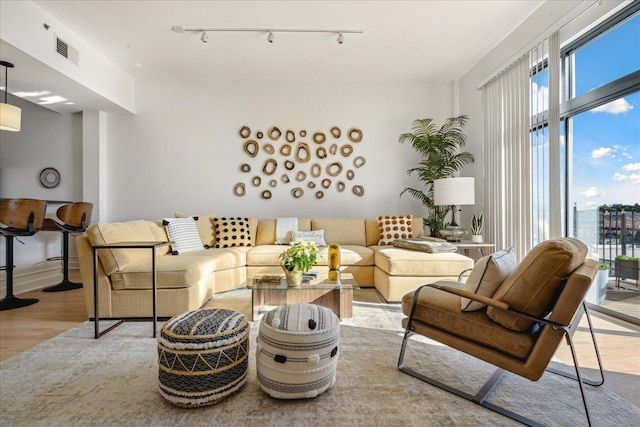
[233,182,246,196]
[280,144,292,156]
[316,146,328,159]
[340,144,353,157]
[239,126,251,138]
[285,130,296,142]
[244,140,259,157]
[262,158,277,176]
[352,185,365,196]
[347,128,363,143]
[292,187,304,198]
[313,132,326,144]
[326,162,343,177]
[295,142,311,163]
[330,127,341,138]
[263,143,275,154]
[268,126,282,140]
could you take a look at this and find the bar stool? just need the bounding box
[0,198,48,311]
[42,202,93,292]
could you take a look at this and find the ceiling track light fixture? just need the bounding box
[172,26,363,45]
[0,60,22,132]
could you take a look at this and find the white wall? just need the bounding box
[0,96,83,293]
[105,77,454,221]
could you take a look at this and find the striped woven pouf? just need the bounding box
[257,302,340,399]
[157,309,250,408]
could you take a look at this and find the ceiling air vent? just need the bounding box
[55,35,79,64]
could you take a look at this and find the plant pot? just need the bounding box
[471,234,483,244]
[586,268,609,305]
[283,269,303,287]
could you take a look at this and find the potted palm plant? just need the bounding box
[398,115,475,237]
[278,241,319,287]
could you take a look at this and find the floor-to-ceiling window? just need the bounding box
[532,3,640,323]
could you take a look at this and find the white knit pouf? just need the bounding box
[256,302,340,399]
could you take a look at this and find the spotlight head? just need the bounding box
[200,31,208,43]
[267,31,274,43]
[337,32,344,45]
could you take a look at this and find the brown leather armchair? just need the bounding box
[398,238,603,426]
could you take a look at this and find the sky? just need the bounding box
[571,12,640,209]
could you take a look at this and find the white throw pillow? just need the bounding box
[295,230,327,247]
[461,247,517,311]
[163,217,205,254]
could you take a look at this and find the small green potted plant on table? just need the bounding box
[471,213,484,243]
[278,240,319,287]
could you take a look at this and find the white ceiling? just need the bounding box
[3,1,545,113]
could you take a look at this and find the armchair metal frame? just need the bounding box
[398,281,604,427]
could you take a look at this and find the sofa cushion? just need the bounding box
[246,244,374,267]
[163,217,205,254]
[316,245,374,266]
[487,238,588,331]
[311,218,366,246]
[110,255,217,290]
[86,221,161,276]
[213,217,252,248]
[461,247,517,311]
[246,245,286,266]
[374,247,473,276]
[175,212,216,247]
[377,215,413,245]
[179,247,250,270]
[401,284,535,359]
[255,218,311,246]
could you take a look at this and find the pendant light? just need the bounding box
[0,61,22,132]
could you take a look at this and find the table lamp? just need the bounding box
[434,177,475,242]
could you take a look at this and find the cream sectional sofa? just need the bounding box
[76,216,473,319]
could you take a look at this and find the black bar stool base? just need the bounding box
[0,295,39,311]
[42,280,83,292]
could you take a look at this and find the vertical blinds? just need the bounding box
[481,31,560,258]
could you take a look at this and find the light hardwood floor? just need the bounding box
[1,271,638,408]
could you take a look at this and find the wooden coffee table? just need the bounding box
[248,273,357,320]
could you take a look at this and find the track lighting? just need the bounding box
[173,27,363,45]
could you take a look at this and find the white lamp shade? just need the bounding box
[0,102,22,132]
[433,177,475,206]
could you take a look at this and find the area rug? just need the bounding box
[1,291,639,426]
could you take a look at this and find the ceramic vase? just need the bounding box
[283,268,303,287]
[471,234,483,244]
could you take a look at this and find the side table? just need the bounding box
[93,241,171,339]
[453,241,495,257]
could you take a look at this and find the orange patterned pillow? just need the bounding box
[377,215,413,245]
